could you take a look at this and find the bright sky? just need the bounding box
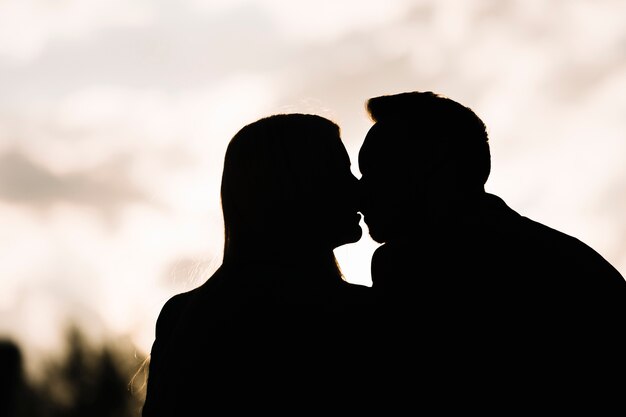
[1,0,625,376]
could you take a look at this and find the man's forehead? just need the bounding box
[366,120,411,138]
[362,122,407,154]
[362,122,434,154]
[360,122,449,168]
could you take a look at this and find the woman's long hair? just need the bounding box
[220,113,347,276]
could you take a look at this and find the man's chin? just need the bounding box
[362,218,388,244]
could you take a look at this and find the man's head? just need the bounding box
[358,91,490,243]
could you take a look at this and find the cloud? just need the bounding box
[0,0,154,63]
[0,150,148,216]
[0,2,288,98]
[189,0,416,42]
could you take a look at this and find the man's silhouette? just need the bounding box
[358,91,626,404]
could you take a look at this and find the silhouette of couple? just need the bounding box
[142,91,626,415]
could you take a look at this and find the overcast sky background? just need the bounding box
[1,0,625,376]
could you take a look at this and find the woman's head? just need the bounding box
[221,114,362,262]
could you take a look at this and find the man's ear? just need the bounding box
[428,158,460,195]
[421,157,468,219]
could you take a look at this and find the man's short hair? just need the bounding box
[366,91,491,187]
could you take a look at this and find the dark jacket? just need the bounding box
[370,193,626,405]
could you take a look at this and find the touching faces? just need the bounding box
[309,127,363,250]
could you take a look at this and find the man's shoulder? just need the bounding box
[492,195,626,285]
[485,193,602,252]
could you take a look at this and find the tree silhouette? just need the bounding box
[2,324,147,417]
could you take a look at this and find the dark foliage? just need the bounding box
[1,325,147,417]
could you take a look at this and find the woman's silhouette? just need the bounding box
[142,114,372,415]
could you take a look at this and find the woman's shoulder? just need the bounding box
[154,266,232,334]
[162,290,194,313]
[154,290,197,337]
